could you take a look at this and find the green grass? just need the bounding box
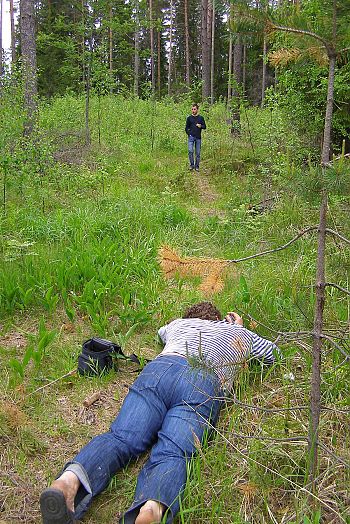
[0,95,349,523]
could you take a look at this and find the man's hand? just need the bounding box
[225,312,243,326]
[196,123,201,128]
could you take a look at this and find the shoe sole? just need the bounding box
[40,488,75,524]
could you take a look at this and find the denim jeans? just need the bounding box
[188,135,201,169]
[63,355,223,523]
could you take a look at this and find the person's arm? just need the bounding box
[249,332,280,365]
[185,116,191,135]
[200,116,206,130]
[225,312,280,364]
[225,311,243,326]
[158,324,168,343]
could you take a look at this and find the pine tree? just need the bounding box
[20,0,37,133]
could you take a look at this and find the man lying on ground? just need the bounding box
[40,301,280,524]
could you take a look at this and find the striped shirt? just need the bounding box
[158,318,280,390]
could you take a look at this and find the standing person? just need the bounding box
[185,103,206,171]
[40,302,279,524]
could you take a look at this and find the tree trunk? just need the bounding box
[184,0,190,87]
[134,0,140,97]
[168,0,173,96]
[321,54,336,164]
[261,36,267,107]
[201,0,210,100]
[0,0,3,75]
[157,28,161,98]
[308,192,327,487]
[149,0,155,95]
[227,32,232,103]
[20,0,37,135]
[10,0,16,62]
[109,2,113,93]
[242,44,246,94]
[210,0,215,104]
[231,34,242,135]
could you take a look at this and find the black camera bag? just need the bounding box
[78,337,140,376]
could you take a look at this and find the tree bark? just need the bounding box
[157,28,161,97]
[10,0,16,62]
[0,0,3,75]
[321,0,337,164]
[321,54,336,164]
[109,2,113,93]
[168,0,173,95]
[201,0,210,100]
[261,36,267,107]
[184,0,190,86]
[149,0,155,95]
[231,34,242,134]
[134,0,140,96]
[20,0,38,135]
[227,32,232,103]
[242,44,246,94]
[210,0,215,104]
[308,192,327,487]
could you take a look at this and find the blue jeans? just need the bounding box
[188,135,201,169]
[63,355,223,522]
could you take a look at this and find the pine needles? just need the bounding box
[158,245,237,295]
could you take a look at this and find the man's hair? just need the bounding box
[183,301,222,321]
[192,103,199,109]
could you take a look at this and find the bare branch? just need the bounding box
[325,282,350,297]
[318,442,350,468]
[325,228,350,245]
[325,152,350,165]
[227,395,350,415]
[29,369,76,395]
[321,334,350,361]
[228,226,318,263]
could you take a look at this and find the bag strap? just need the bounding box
[90,337,150,370]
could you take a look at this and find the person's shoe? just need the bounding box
[40,488,75,523]
[195,167,199,172]
[189,166,195,171]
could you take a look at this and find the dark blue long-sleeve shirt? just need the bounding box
[185,114,206,138]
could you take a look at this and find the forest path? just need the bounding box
[188,166,226,218]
